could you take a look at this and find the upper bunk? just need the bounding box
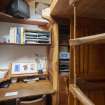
[51,0,105,45]
[51,0,105,19]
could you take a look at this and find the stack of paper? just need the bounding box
[0,71,7,79]
[5,91,18,96]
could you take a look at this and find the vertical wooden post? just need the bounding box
[73,5,77,105]
[69,1,79,105]
[51,22,59,105]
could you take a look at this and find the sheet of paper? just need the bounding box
[0,71,7,79]
[5,91,18,96]
[0,64,9,69]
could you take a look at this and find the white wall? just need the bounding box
[0,22,45,41]
[0,22,47,66]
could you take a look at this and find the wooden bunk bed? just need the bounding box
[0,1,59,105]
[50,0,105,105]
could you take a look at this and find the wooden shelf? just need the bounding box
[0,72,48,82]
[0,42,51,46]
[70,33,105,46]
[0,12,48,26]
[51,0,105,19]
[11,72,48,78]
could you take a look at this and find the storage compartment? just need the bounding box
[70,18,105,105]
[75,44,105,80]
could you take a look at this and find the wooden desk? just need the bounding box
[0,80,55,102]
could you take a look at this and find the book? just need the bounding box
[10,27,24,44]
[16,27,21,44]
[9,27,17,43]
[20,27,24,44]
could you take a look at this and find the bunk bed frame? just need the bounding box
[49,0,105,105]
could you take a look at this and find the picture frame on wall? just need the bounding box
[11,63,37,75]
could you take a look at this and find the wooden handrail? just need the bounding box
[69,84,95,105]
[70,33,105,46]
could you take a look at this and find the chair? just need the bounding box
[18,95,46,105]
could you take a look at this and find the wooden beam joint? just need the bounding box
[69,0,80,7]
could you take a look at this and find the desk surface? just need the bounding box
[0,80,55,102]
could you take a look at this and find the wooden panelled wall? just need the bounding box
[70,17,105,105]
[70,17,105,80]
